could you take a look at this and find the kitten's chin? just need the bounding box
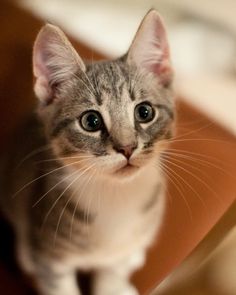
[108,156,153,180]
[114,163,140,177]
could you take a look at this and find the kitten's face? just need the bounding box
[33,10,175,180]
[47,61,174,179]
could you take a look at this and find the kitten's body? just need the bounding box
[0,10,174,295]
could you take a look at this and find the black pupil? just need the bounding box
[86,113,100,129]
[138,105,150,119]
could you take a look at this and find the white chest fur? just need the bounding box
[64,165,165,269]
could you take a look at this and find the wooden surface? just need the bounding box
[0,1,236,294]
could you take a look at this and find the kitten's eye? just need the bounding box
[80,111,103,132]
[135,103,155,123]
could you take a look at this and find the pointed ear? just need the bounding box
[127,10,173,87]
[33,24,85,104]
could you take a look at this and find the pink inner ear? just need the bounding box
[33,33,53,103]
[33,33,55,81]
[33,25,69,103]
[33,24,87,104]
[147,58,173,87]
[142,20,172,85]
[33,59,52,103]
[128,11,173,86]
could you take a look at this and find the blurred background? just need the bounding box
[19,0,236,135]
[1,0,236,294]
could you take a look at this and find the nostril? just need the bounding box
[114,144,137,159]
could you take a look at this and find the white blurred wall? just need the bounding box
[19,0,236,134]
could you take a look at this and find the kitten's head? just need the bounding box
[33,10,175,180]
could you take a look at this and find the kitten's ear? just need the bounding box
[127,10,173,87]
[33,24,85,103]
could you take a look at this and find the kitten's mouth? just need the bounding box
[115,163,139,175]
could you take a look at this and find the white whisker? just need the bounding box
[171,122,214,141]
[15,145,51,170]
[53,163,97,245]
[162,154,211,181]
[12,157,91,199]
[164,149,235,179]
[42,162,97,238]
[157,161,193,220]
[162,156,222,205]
[36,155,93,164]
[85,168,99,230]
[70,163,98,240]
[168,138,236,145]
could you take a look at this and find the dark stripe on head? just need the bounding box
[86,70,103,105]
[108,64,119,99]
[118,81,126,98]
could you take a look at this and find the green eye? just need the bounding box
[135,103,155,123]
[80,111,103,132]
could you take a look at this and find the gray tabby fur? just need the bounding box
[0,10,175,295]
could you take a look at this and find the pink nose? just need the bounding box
[114,144,137,159]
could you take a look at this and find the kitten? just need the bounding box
[0,9,174,295]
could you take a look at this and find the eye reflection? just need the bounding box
[80,111,103,132]
[135,103,155,123]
